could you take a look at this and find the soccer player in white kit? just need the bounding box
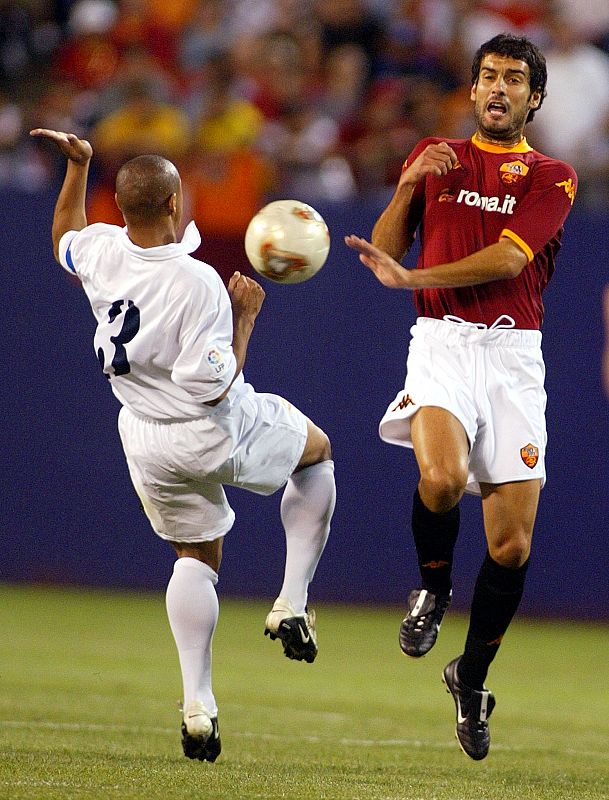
[30,128,336,763]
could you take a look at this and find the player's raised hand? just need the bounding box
[345,235,414,289]
[399,141,458,187]
[30,129,93,165]
[228,271,266,322]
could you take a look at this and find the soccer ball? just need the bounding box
[244,200,330,284]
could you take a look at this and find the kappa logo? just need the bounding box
[391,393,416,411]
[456,188,516,214]
[499,160,529,186]
[555,177,576,205]
[422,559,450,569]
[520,443,539,469]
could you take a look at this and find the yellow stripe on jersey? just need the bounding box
[500,228,534,262]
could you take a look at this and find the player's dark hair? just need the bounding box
[471,33,547,122]
[115,154,180,223]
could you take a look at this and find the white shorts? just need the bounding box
[379,317,547,495]
[118,382,308,543]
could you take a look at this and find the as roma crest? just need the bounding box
[520,443,539,469]
[499,160,529,186]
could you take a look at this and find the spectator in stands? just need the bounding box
[190,54,264,152]
[340,77,420,194]
[258,98,348,200]
[183,55,274,281]
[183,145,276,283]
[93,43,177,123]
[179,0,236,72]
[0,1,63,85]
[109,0,177,71]
[317,43,370,125]
[380,0,462,90]
[527,10,609,204]
[553,0,609,51]
[456,0,548,59]
[247,30,316,121]
[86,79,191,226]
[53,0,120,91]
[315,0,385,78]
[91,78,191,168]
[3,0,609,208]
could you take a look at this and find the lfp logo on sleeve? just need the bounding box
[207,347,226,374]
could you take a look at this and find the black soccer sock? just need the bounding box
[411,487,459,594]
[458,551,530,689]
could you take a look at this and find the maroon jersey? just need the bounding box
[404,135,577,329]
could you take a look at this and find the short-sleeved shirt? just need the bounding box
[403,135,577,329]
[59,221,240,420]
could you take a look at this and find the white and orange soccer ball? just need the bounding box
[244,200,330,284]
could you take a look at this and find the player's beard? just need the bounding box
[474,101,529,145]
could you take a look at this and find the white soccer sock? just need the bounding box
[165,557,219,717]
[279,460,336,614]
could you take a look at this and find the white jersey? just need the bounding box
[59,221,240,420]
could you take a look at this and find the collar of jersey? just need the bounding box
[471,134,533,154]
[119,220,201,260]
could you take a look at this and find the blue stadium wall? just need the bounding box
[3,190,608,619]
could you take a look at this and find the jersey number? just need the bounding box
[97,300,140,377]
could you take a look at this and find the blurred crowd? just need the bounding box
[3,0,609,275]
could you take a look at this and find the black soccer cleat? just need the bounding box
[181,701,221,762]
[264,597,318,663]
[399,588,452,657]
[442,656,496,760]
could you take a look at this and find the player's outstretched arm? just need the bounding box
[346,234,527,290]
[345,235,416,289]
[30,129,93,263]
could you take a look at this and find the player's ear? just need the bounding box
[470,82,477,102]
[529,89,541,109]
[168,192,178,215]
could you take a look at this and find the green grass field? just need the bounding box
[0,583,607,800]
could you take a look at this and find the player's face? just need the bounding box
[471,54,541,144]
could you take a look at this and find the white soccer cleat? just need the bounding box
[182,700,213,738]
[181,700,221,762]
[264,597,318,663]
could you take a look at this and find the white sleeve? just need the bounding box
[58,230,80,275]
[171,278,238,403]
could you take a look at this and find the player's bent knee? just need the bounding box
[489,535,530,568]
[296,420,332,470]
[419,465,466,513]
[170,537,224,573]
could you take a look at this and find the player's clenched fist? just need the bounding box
[228,271,265,322]
[399,141,458,187]
[30,128,93,165]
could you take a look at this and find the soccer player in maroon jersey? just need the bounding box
[345,33,577,760]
